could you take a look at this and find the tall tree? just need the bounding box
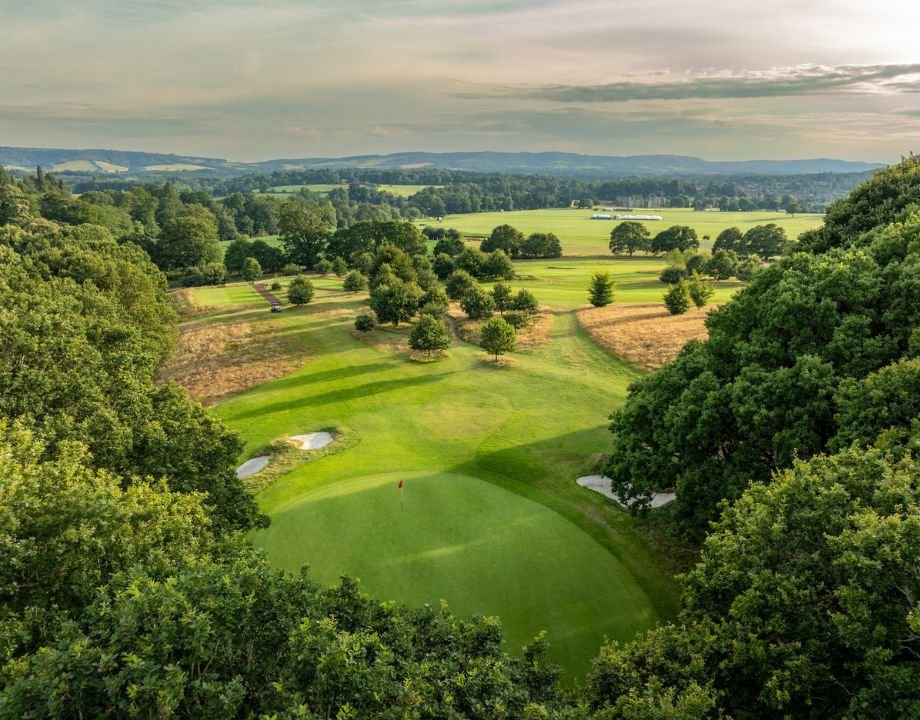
[609,221,651,256]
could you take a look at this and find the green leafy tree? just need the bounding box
[369,279,423,326]
[663,280,691,314]
[433,233,465,257]
[484,249,514,279]
[460,287,496,320]
[704,248,739,279]
[651,225,699,254]
[409,314,451,357]
[520,232,563,258]
[480,317,516,360]
[241,256,262,282]
[418,286,449,317]
[224,237,253,275]
[503,310,531,329]
[278,199,335,268]
[609,221,651,256]
[343,270,369,293]
[712,226,743,253]
[445,269,478,300]
[509,288,539,315]
[432,252,455,279]
[315,257,333,275]
[453,247,488,278]
[588,272,616,307]
[154,204,221,271]
[481,224,524,257]
[589,447,920,720]
[491,281,513,314]
[742,223,788,260]
[287,276,315,305]
[249,239,285,273]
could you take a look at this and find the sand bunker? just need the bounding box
[290,432,334,450]
[576,475,676,509]
[236,455,270,479]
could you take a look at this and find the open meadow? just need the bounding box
[185,264,703,679]
[421,207,824,255]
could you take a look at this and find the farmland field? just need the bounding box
[420,207,824,255]
[201,267,687,679]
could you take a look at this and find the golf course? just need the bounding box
[192,259,696,679]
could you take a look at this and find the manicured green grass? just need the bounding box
[420,207,824,256]
[504,258,742,308]
[210,283,681,679]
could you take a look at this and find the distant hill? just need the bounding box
[0,146,885,178]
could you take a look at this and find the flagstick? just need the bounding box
[400,485,404,512]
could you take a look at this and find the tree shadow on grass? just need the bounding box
[230,370,455,419]
[444,426,683,621]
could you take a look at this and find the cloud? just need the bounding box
[502,64,920,103]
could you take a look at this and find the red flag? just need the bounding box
[398,480,404,489]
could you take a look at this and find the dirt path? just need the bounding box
[253,283,282,306]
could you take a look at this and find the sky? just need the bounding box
[1,0,919,162]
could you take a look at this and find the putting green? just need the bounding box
[259,470,655,674]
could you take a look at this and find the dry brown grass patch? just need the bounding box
[156,318,310,406]
[448,303,553,350]
[577,302,714,371]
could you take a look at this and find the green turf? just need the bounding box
[210,281,681,680]
[419,207,824,256]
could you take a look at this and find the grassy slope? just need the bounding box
[209,276,680,679]
[422,207,824,255]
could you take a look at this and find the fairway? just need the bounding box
[210,273,681,679]
[422,207,824,255]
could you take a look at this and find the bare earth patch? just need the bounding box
[156,319,310,406]
[576,302,714,371]
[448,303,554,350]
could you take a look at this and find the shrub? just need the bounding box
[315,258,333,275]
[331,257,348,276]
[663,280,691,315]
[354,311,377,333]
[343,270,369,293]
[503,310,531,329]
[287,276,315,306]
[659,265,686,284]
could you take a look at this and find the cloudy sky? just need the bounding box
[2,0,919,162]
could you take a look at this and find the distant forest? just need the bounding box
[53,166,872,215]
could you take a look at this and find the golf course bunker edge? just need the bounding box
[290,431,334,450]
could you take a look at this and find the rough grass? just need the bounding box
[156,316,311,406]
[449,303,554,350]
[576,302,713,371]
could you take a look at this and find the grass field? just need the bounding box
[421,207,824,255]
[202,272,685,679]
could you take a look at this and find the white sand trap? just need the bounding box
[576,475,676,509]
[290,432,334,450]
[236,455,270,479]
